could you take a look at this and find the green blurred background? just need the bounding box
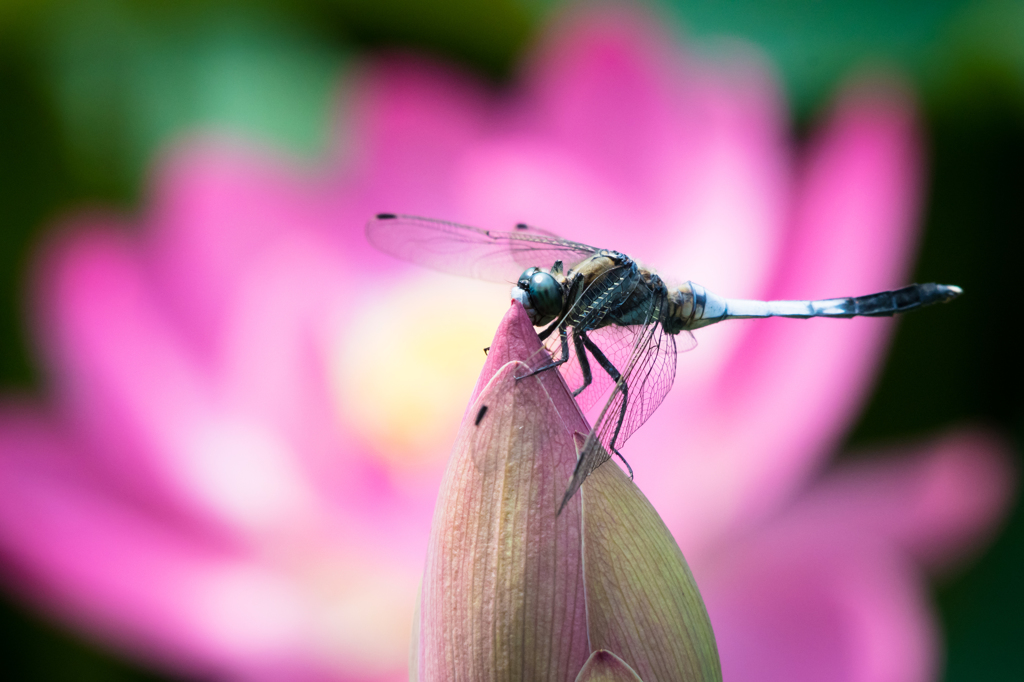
[0,0,1020,678]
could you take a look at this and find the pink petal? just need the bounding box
[524,8,704,209]
[705,546,933,682]
[696,430,1011,682]
[33,223,327,536]
[147,139,329,355]
[781,429,1014,570]
[0,408,311,679]
[342,56,493,222]
[32,223,224,517]
[461,8,788,300]
[0,406,418,681]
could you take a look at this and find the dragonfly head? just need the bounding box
[513,266,565,326]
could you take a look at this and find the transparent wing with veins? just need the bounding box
[552,287,696,513]
[552,324,695,416]
[546,325,634,414]
[366,214,599,283]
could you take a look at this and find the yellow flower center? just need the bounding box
[330,272,508,472]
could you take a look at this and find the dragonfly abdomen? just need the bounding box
[832,283,963,317]
[667,281,963,329]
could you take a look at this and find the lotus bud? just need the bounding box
[412,301,721,681]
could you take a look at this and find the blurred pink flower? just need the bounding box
[0,7,1011,682]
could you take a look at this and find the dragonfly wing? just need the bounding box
[366,214,599,283]
[561,323,638,414]
[523,322,629,419]
[613,322,683,445]
[558,294,696,512]
[561,275,690,430]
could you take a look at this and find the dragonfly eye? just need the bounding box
[517,267,541,285]
[527,270,563,318]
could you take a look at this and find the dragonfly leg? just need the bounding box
[571,332,593,398]
[606,387,633,480]
[610,445,634,480]
[581,333,633,479]
[537,317,560,342]
[581,332,621,383]
[517,325,570,380]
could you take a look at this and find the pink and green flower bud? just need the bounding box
[413,301,721,681]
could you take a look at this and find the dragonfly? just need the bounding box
[366,213,962,512]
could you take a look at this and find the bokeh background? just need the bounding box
[0,0,1020,679]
